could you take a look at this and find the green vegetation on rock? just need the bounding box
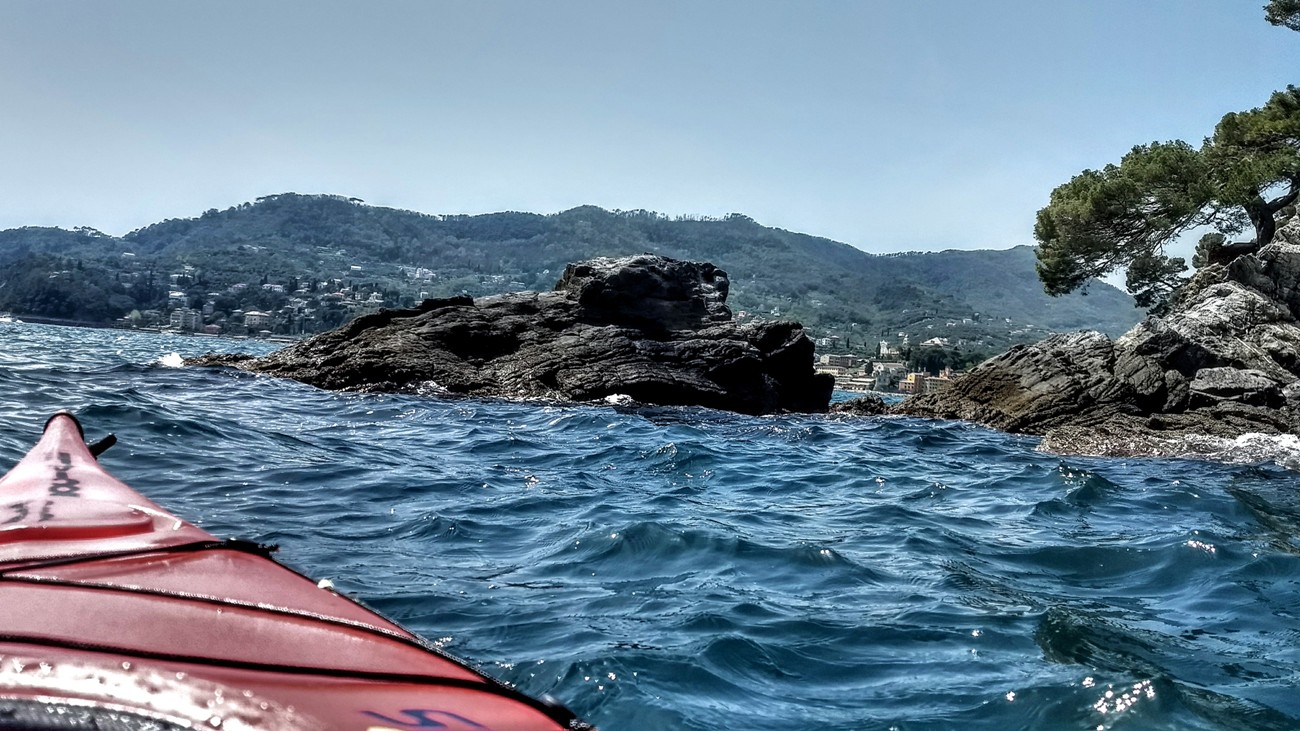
[1035,7,1299,311]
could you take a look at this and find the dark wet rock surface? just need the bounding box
[830,394,890,416]
[894,219,1300,457]
[191,255,833,416]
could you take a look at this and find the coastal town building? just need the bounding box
[244,311,272,330]
[168,308,201,331]
[816,364,852,378]
[897,370,955,395]
[819,354,858,368]
[872,361,907,391]
[836,375,878,392]
[897,373,924,394]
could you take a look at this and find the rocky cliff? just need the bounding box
[192,255,834,416]
[896,218,1300,457]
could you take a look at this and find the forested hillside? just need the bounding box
[0,194,1139,355]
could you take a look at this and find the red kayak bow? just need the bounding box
[0,412,590,730]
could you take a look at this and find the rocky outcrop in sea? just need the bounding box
[896,218,1300,457]
[193,255,834,416]
[830,394,890,416]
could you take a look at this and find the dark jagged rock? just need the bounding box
[554,256,732,331]
[895,218,1300,458]
[191,255,833,416]
[829,394,890,416]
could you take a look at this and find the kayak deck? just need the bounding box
[0,413,589,730]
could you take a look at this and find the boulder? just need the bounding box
[830,394,890,416]
[895,217,1300,457]
[555,256,732,330]
[899,330,1131,433]
[1186,367,1285,409]
[191,255,833,416]
[1226,242,1300,320]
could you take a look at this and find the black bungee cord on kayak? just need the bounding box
[87,433,116,458]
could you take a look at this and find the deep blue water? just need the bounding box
[1,322,1299,730]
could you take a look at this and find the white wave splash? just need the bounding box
[1169,432,1300,470]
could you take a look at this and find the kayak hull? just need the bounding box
[0,413,587,730]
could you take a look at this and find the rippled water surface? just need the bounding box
[2,323,1298,730]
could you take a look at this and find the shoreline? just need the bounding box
[7,317,303,344]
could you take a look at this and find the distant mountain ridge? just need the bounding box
[0,193,1139,350]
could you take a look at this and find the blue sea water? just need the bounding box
[1,322,1299,730]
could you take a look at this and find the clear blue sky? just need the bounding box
[0,0,1295,254]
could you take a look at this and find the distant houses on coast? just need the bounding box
[814,340,961,395]
[115,260,415,338]
[150,301,297,337]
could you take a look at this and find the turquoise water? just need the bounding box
[1,322,1298,730]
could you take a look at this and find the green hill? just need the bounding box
[0,193,1139,355]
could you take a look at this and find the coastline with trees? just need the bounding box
[895,1,1300,455]
[0,195,1140,358]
